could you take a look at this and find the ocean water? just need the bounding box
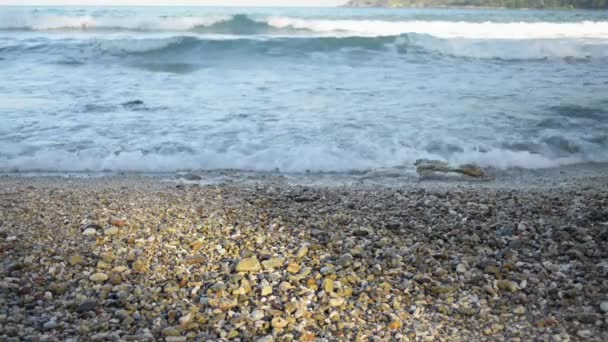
[1,6,608,174]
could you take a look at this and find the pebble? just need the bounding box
[89,273,109,282]
[111,265,128,273]
[190,240,204,251]
[82,228,97,236]
[110,217,127,227]
[104,227,119,236]
[577,330,593,339]
[77,301,97,312]
[235,257,262,272]
[339,253,354,267]
[271,317,288,329]
[600,301,608,313]
[296,245,309,258]
[322,278,334,293]
[161,327,180,337]
[261,285,273,296]
[165,337,187,342]
[251,310,265,321]
[287,263,302,274]
[513,305,526,315]
[456,263,467,273]
[43,320,58,330]
[69,255,85,266]
[496,280,519,292]
[329,298,345,307]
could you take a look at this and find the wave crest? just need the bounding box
[89,34,608,60]
[3,13,608,40]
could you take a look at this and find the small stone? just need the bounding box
[456,263,467,273]
[513,305,526,315]
[77,301,97,312]
[89,273,108,282]
[262,258,283,270]
[69,255,85,266]
[322,278,334,293]
[132,259,149,273]
[110,217,127,227]
[491,323,504,333]
[43,291,53,300]
[251,310,265,321]
[600,301,608,313]
[388,321,402,330]
[111,265,128,273]
[43,320,58,330]
[296,246,309,258]
[104,227,119,236]
[497,280,519,292]
[256,336,274,342]
[122,316,135,326]
[162,327,180,337]
[329,298,345,307]
[271,317,288,329]
[339,253,353,267]
[287,263,302,274]
[235,257,262,272]
[166,337,187,342]
[577,330,592,339]
[571,313,601,324]
[371,264,382,275]
[184,255,205,265]
[261,285,273,296]
[190,240,204,251]
[179,313,192,327]
[97,260,111,270]
[82,228,97,236]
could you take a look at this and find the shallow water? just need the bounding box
[1,6,608,173]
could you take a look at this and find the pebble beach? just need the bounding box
[1,174,608,341]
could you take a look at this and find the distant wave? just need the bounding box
[5,34,607,61]
[2,13,608,39]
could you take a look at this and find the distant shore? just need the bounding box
[1,173,607,340]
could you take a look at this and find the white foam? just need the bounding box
[95,36,186,53]
[3,13,608,40]
[267,17,608,40]
[0,14,229,31]
[399,35,608,59]
[1,145,605,174]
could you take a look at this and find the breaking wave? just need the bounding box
[7,34,608,61]
[1,141,606,174]
[2,13,608,39]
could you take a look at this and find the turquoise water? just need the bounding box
[1,7,608,173]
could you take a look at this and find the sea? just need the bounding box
[1,6,608,176]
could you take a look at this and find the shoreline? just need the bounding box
[1,174,607,340]
[2,161,608,189]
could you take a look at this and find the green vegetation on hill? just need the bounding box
[347,0,608,9]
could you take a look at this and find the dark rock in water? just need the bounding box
[414,159,486,178]
[183,173,202,181]
[415,159,450,173]
[122,100,145,109]
[455,164,485,178]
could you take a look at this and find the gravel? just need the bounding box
[0,175,607,341]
